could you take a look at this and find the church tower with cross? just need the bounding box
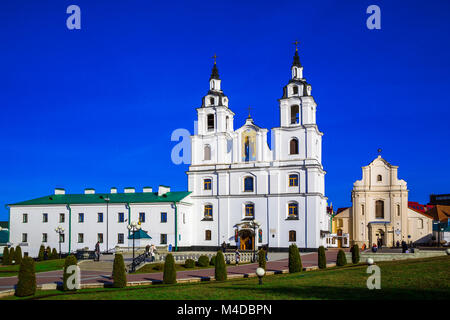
[187,44,329,251]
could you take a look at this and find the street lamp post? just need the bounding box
[127,221,141,272]
[105,197,110,253]
[55,226,65,259]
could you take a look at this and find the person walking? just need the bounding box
[221,241,227,253]
[150,244,155,262]
[95,241,101,262]
[264,244,269,261]
[235,249,240,266]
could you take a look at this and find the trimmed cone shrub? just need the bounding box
[336,249,347,266]
[197,255,209,267]
[184,258,195,268]
[318,246,326,269]
[46,246,51,259]
[214,251,227,281]
[15,257,36,297]
[210,255,216,266]
[352,244,360,264]
[62,255,78,291]
[14,246,22,265]
[258,249,266,270]
[112,253,127,288]
[163,254,177,284]
[38,245,45,261]
[288,244,302,273]
[51,248,58,259]
[2,247,9,265]
[9,247,15,264]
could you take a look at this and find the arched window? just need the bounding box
[288,202,298,217]
[375,200,384,219]
[205,230,212,241]
[289,174,299,187]
[293,86,298,95]
[244,176,254,192]
[203,178,212,190]
[290,105,299,124]
[289,138,299,155]
[226,116,229,130]
[245,203,254,218]
[210,97,214,105]
[361,204,365,216]
[377,175,382,182]
[289,230,296,242]
[204,205,213,219]
[204,145,211,160]
[397,204,400,216]
[207,114,215,131]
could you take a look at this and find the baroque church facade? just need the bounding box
[187,49,329,251]
[7,48,330,257]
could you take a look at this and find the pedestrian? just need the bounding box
[264,244,269,261]
[222,241,227,253]
[95,241,101,261]
[150,244,155,262]
[401,240,407,253]
[371,243,378,253]
[235,249,240,266]
[378,238,382,250]
[396,240,400,248]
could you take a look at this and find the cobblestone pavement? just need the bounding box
[0,249,344,290]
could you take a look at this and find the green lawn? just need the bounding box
[0,259,65,277]
[4,256,450,300]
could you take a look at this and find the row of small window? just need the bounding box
[203,202,299,219]
[202,230,299,241]
[22,212,168,224]
[203,139,299,161]
[25,233,170,245]
[203,174,300,192]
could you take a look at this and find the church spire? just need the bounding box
[292,40,302,68]
[210,54,220,80]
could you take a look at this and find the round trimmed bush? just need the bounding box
[15,257,36,297]
[112,253,127,288]
[210,255,216,266]
[197,255,209,267]
[38,245,45,261]
[351,244,360,264]
[2,247,9,265]
[62,255,78,291]
[214,251,227,281]
[258,249,266,270]
[318,246,326,269]
[336,249,347,266]
[163,254,177,284]
[288,244,302,273]
[14,246,22,265]
[184,259,195,268]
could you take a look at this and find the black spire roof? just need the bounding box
[292,50,302,68]
[210,63,220,80]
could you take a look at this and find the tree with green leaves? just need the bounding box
[336,249,347,266]
[51,248,58,260]
[288,244,302,273]
[9,247,15,264]
[112,253,127,288]
[209,255,216,266]
[38,245,45,261]
[15,257,36,297]
[62,255,78,291]
[214,251,227,281]
[2,247,9,265]
[14,246,22,265]
[258,249,266,270]
[163,254,177,284]
[318,246,326,269]
[351,244,360,264]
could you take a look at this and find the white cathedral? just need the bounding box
[8,48,330,257]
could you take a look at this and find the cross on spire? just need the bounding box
[212,53,218,65]
[247,106,252,118]
[377,148,382,155]
[293,40,300,52]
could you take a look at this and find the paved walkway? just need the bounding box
[0,249,342,290]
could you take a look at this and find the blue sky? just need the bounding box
[0,0,449,220]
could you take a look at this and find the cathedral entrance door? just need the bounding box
[239,230,254,251]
